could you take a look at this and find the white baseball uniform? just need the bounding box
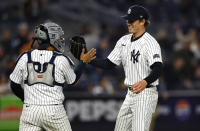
[10,49,76,131]
[108,32,162,131]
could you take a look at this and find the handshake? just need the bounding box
[69,36,96,64]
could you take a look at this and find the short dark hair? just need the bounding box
[144,20,150,27]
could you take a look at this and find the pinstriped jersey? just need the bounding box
[108,32,162,87]
[10,49,76,105]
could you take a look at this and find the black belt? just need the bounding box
[24,103,61,106]
[128,85,157,90]
[146,85,157,88]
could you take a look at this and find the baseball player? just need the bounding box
[9,22,96,131]
[90,5,163,131]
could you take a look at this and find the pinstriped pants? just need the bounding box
[114,87,158,131]
[19,104,72,131]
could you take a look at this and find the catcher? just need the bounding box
[10,21,95,131]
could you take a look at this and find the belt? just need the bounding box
[24,103,61,106]
[146,85,157,88]
[128,85,157,90]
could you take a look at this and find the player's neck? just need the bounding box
[133,28,146,39]
[131,28,146,42]
[47,46,56,51]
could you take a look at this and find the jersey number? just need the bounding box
[33,62,48,73]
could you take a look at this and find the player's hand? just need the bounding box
[80,48,96,64]
[130,80,147,94]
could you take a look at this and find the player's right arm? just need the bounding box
[90,59,116,69]
[90,37,123,69]
[9,53,27,102]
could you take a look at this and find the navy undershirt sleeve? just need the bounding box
[10,81,24,102]
[144,62,163,85]
[90,58,116,69]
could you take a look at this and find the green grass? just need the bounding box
[0,120,19,131]
[0,95,22,131]
[0,95,23,109]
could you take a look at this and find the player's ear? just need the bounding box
[139,19,145,26]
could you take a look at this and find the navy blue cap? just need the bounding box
[122,5,149,22]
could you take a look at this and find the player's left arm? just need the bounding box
[10,81,24,102]
[144,62,163,85]
[131,41,163,93]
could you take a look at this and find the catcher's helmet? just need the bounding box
[34,22,65,53]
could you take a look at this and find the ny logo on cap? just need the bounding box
[128,9,131,14]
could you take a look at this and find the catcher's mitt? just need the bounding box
[69,36,87,60]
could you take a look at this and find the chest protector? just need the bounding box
[24,51,64,87]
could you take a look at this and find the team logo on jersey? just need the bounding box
[130,49,140,63]
[37,74,43,78]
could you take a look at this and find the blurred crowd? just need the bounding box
[0,0,200,97]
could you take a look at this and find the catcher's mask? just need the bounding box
[33,22,65,53]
